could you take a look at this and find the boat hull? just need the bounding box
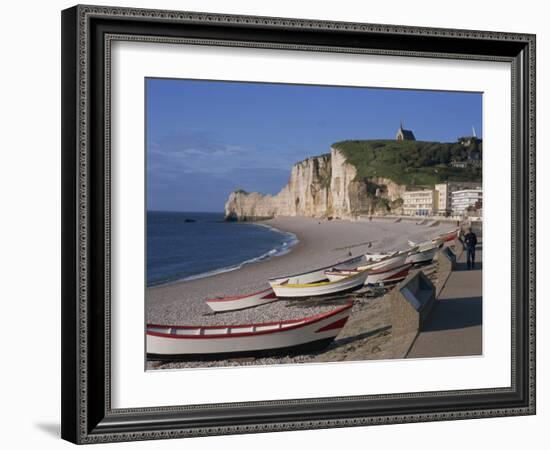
[326,263,412,285]
[205,287,277,312]
[405,246,438,265]
[269,270,368,298]
[147,337,337,361]
[368,263,411,284]
[409,233,450,248]
[269,254,367,286]
[146,302,353,359]
[437,228,459,243]
[358,252,408,272]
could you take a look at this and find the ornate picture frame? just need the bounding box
[61,5,535,444]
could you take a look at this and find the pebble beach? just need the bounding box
[146,216,455,369]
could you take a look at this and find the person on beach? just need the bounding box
[464,227,478,270]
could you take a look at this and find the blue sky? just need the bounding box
[146,78,482,212]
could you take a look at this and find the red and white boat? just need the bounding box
[325,263,412,285]
[146,301,353,360]
[435,228,460,243]
[366,263,412,284]
[408,229,458,248]
[205,287,277,312]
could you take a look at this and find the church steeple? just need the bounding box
[396,121,416,141]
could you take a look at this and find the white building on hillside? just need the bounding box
[402,190,436,216]
[451,189,483,215]
[434,183,450,216]
[434,182,482,216]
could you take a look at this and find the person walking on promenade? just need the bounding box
[464,227,478,270]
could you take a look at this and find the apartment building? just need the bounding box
[402,190,436,216]
[451,189,483,215]
[434,182,482,216]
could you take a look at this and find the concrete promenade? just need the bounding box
[407,243,482,358]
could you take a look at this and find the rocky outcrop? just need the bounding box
[370,177,407,202]
[224,147,406,221]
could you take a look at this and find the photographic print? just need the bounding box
[61,8,535,441]
[145,79,483,369]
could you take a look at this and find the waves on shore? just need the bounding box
[179,230,298,283]
[147,211,298,287]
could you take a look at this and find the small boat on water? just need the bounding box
[269,270,368,298]
[269,254,367,286]
[205,287,277,312]
[325,262,412,285]
[146,301,353,360]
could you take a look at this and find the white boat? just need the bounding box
[405,242,441,265]
[418,238,443,250]
[205,287,277,312]
[269,254,367,286]
[146,301,353,360]
[362,250,399,262]
[358,251,409,272]
[269,269,368,298]
[325,263,412,285]
[366,244,438,266]
[408,237,429,247]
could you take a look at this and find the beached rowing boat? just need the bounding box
[269,269,368,298]
[405,246,438,265]
[436,228,460,243]
[146,301,353,360]
[358,251,409,272]
[405,240,443,264]
[408,229,457,248]
[366,243,439,266]
[269,254,367,286]
[205,287,277,312]
[362,250,399,262]
[325,262,412,285]
[368,263,412,284]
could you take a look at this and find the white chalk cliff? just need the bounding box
[224,147,406,221]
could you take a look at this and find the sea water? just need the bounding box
[147,211,298,287]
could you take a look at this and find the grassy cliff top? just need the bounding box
[333,139,482,188]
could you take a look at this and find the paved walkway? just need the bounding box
[407,244,482,358]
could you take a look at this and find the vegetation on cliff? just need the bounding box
[333,139,482,188]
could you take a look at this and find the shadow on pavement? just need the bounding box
[421,296,482,332]
[454,261,483,271]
